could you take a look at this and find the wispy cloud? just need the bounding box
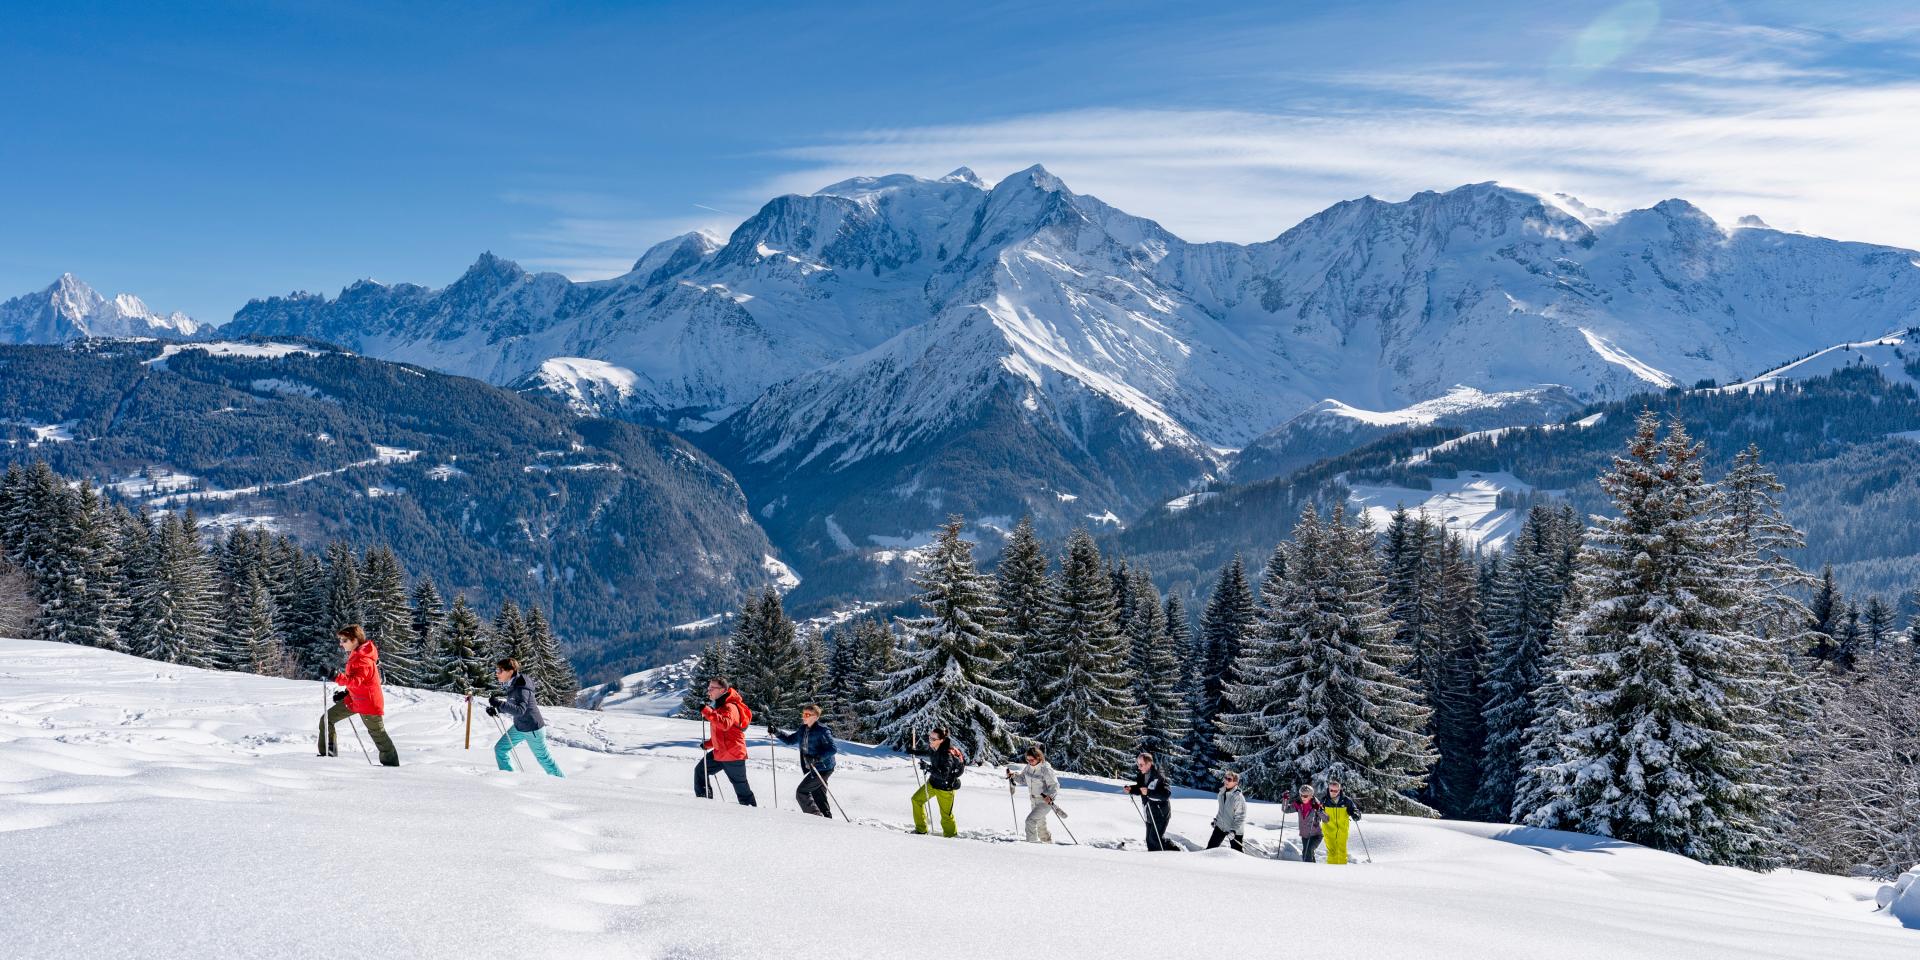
[503,190,738,280]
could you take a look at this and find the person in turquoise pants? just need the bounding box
[488,658,563,777]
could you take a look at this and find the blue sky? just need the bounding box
[2,0,1916,323]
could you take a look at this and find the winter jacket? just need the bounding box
[907,741,967,791]
[1006,761,1060,801]
[334,642,385,716]
[700,688,753,762]
[1128,765,1172,804]
[1322,794,1362,821]
[1212,786,1246,833]
[1290,798,1327,837]
[774,722,837,774]
[494,674,545,733]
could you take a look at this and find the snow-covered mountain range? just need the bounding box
[0,273,200,342]
[219,168,1920,565]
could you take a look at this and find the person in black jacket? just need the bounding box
[770,703,837,818]
[904,727,966,837]
[1122,751,1177,851]
[487,658,563,777]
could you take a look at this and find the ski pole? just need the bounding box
[1006,770,1020,836]
[1048,801,1079,845]
[345,712,375,766]
[911,731,934,833]
[805,764,852,822]
[769,721,779,810]
[700,719,717,800]
[1357,819,1373,864]
[492,713,536,773]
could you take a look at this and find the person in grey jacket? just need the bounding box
[1206,770,1247,851]
[487,658,563,777]
[1005,745,1062,843]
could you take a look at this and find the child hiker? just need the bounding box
[319,625,399,766]
[488,657,563,777]
[1005,745,1061,843]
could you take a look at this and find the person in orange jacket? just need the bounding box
[319,625,399,766]
[694,675,757,806]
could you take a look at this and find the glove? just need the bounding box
[488,695,504,710]
[700,706,716,721]
[332,690,348,704]
[701,739,712,750]
[485,707,499,717]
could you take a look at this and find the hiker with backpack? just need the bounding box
[905,727,966,837]
[1122,752,1177,851]
[487,657,562,777]
[1291,784,1328,863]
[1004,744,1061,843]
[694,676,757,806]
[318,625,399,766]
[1323,779,1363,864]
[770,703,836,818]
[1206,770,1246,852]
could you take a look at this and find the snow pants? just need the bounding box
[1024,801,1054,842]
[1324,808,1351,864]
[1143,799,1174,851]
[797,766,833,818]
[495,728,563,777]
[911,784,957,837]
[1206,827,1244,852]
[1299,834,1322,863]
[695,752,757,806]
[319,702,398,766]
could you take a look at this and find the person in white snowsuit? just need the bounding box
[1005,745,1061,843]
[1206,770,1247,851]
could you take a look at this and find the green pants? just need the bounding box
[911,784,957,837]
[319,701,399,766]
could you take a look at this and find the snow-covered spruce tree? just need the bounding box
[286,549,334,678]
[321,541,363,639]
[1722,444,1815,645]
[823,617,888,736]
[800,625,828,703]
[1109,557,1135,639]
[128,512,223,667]
[1126,568,1189,770]
[409,577,450,690]
[724,586,813,726]
[1514,414,1781,865]
[1028,529,1139,775]
[1806,565,1839,662]
[1832,602,1863,671]
[1477,505,1578,821]
[233,570,289,676]
[441,595,492,693]
[1184,555,1256,786]
[1384,508,1443,701]
[360,545,421,686]
[1863,597,1895,656]
[492,599,534,666]
[1786,651,1920,876]
[679,635,731,719]
[525,605,580,706]
[869,516,1026,764]
[1217,505,1435,808]
[35,483,127,653]
[994,515,1051,737]
[1426,531,1487,818]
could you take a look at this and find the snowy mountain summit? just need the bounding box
[0,273,201,343]
[222,170,1920,557]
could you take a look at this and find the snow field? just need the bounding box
[0,639,1912,959]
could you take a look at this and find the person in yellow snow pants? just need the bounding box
[1322,779,1363,864]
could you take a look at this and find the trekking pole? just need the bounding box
[700,719,717,800]
[345,712,375,766]
[1048,801,1079,845]
[492,713,536,773]
[769,722,779,811]
[808,765,853,822]
[911,731,934,833]
[1357,819,1374,864]
[1007,772,1021,835]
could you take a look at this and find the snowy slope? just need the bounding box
[1233,385,1583,484]
[0,273,201,342]
[1719,335,1920,392]
[4,639,1913,959]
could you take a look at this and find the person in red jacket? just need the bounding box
[319,625,399,766]
[694,676,757,805]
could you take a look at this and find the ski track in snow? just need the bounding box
[0,639,1911,959]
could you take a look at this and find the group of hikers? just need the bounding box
[316,628,1365,861]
